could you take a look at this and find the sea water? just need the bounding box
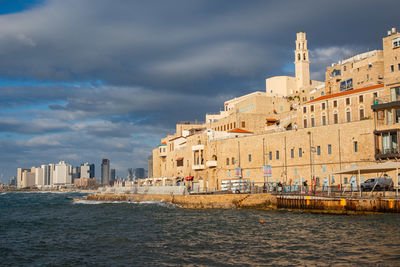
[1,192,400,266]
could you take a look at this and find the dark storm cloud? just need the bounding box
[0,0,399,180]
[0,0,396,93]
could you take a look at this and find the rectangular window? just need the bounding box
[224,125,226,131]
[346,110,351,122]
[303,119,307,128]
[398,63,400,71]
[396,109,400,123]
[354,141,358,153]
[359,95,363,103]
[248,154,252,162]
[226,158,229,165]
[311,105,314,112]
[232,157,235,165]
[269,151,272,161]
[382,132,398,154]
[322,115,326,126]
[317,146,321,156]
[311,117,315,127]
[334,113,338,124]
[333,100,337,108]
[391,87,400,101]
[346,98,350,105]
[291,149,294,158]
[276,151,280,160]
[388,109,393,124]
[322,165,326,173]
[391,65,394,72]
[303,107,307,113]
[321,103,325,110]
[328,144,332,154]
[344,177,348,184]
[298,148,302,158]
[241,121,245,128]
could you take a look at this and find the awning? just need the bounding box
[327,161,400,175]
[185,176,194,181]
[176,157,184,161]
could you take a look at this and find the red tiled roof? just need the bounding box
[306,84,384,104]
[227,128,254,134]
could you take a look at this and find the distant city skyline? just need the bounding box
[0,0,399,182]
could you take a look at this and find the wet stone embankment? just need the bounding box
[84,193,400,213]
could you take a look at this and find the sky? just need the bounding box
[0,0,399,182]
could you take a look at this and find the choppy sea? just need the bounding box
[1,192,400,266]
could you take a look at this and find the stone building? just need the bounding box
[151,29,400,191]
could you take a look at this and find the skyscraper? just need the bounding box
[53,161,73,185]
[101,159,110,185]
[80,162,95,178]
[110,169,116,183]
[133,168,145,179]
[147,155,153,178]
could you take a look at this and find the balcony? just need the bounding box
[192,144,204,151]
[159,150,167,157]
[375,148,400,160]
[206,161,217,168]
[192,164,205,170]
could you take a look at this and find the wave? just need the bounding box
[0,192,7,195]
[73,199,177,208]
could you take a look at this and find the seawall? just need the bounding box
[84,193,400,213]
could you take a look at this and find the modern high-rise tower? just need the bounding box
[294,31,311,89]
[101,159,110,185]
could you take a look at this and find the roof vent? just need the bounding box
[388,30,392,36]
[392,27,397,34]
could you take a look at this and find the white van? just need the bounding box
[360,177,393,191]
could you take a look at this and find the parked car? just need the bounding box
[360,177,393,191]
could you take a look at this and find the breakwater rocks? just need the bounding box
[84,193,400,214]
[85,193,276,209]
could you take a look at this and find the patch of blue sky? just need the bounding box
[0,132,38,140]
[0,0,44,15]
[0,100,67,115]
[0,77,104,88]
[282,62,295,74]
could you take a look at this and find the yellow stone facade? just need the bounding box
[152,28,400,191]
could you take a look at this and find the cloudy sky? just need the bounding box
[0,0,399,182]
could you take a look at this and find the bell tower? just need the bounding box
[295,32,310,89]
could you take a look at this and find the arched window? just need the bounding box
[333,110,339,124]
[303,116,308,128]
[298,43,301,49]
[346,107,351,122]
[311,115,315,127]
[298,54,300,61]
[303,53,306,60]
[321,112,327,126]
[359,105,365,120]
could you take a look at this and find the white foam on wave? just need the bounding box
[73,199,177,208]
[0,192,7,195]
